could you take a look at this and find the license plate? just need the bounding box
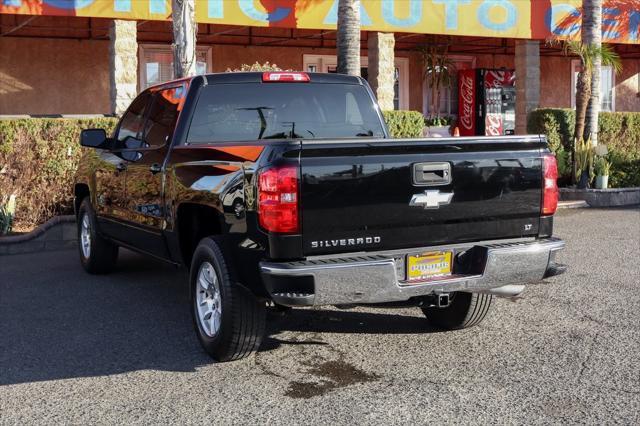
[407,251,453,281]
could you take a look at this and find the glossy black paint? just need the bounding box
[299,137,547,255]
[74,72,555,298]
[80,128,111,149]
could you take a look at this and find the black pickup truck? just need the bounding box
[75,72,565,361]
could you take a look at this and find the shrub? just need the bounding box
[383,110,425,138]
[0,118,118,230]
[528,109,640,187]
[226,61,284,72]
[608,151,640,188]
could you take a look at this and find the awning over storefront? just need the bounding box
[1,0,638,44]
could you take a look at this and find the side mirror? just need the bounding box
[80,129,111,149]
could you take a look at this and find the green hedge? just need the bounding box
[383,110,425,138]
[528,109,640,187]
[0,118,118,229]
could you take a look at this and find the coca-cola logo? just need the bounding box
[460,75,474,130]
[485,71,505,88]
[486,113,503,136]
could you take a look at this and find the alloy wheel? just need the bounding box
[196,262,222,338]
[80,213,91,258]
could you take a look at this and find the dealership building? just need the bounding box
[0,0,638,134]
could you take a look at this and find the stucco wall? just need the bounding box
[538,57,640,112]
[0,37,111,115]
[540,56,573,108]
[209,44,423,112]
[616,59,640,112]
[0,36,637,115]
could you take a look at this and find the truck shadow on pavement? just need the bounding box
[0,249,439,386]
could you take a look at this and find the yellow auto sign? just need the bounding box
[1,0,638,44]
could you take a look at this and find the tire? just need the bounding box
[421,292,493,330]
[77,197,118,274]
[190,236,266,362]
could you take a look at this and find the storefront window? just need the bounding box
[139,45,211,89]
[303,54,409,110]
[572,60,615,111]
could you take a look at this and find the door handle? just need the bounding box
[412,162,451,186]
[149,163,162,174]
[116,163,127,172]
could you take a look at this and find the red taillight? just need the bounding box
[258,166,299,233]
[542,154,559,215]
[262,72,310,83]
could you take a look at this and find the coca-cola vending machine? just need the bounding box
[458,69,516,137]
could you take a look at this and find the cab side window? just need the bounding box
[143,86,184,148]
[116,92,152,148]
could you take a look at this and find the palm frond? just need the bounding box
[562,40,622,74]
[599,44,623,73]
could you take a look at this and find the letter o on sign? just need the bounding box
[477,0,517,31]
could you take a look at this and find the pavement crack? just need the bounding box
[577,330,600,385]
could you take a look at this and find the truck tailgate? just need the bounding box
[300,136,546,256]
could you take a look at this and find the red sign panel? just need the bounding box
[458,69,476,137]
[483,70,515,89]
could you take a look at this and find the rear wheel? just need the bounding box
[190,237,266,362]
[77,198,118,274]
[421,292,493,330]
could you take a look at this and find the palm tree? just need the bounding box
[336,0,361,76]
[172,0,197,79]
[582,0,602,145]
[564,41,621,144]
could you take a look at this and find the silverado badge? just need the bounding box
[409,190,454,209]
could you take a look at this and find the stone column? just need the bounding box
[109,20,138,115]
[514,40,540,135]
[367,32,395,111]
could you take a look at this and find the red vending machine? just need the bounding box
[458,69,516,136]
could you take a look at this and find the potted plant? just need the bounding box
[0,194,16,236]
[594,157,611,189]
[420,40,455,137]
[575,138,595,189]
[424,116,454,137]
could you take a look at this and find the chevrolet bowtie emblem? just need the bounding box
[409,190,454,209]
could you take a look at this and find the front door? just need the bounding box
[122,84,185,259]
[96,92,152,242]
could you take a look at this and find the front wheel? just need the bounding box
[190,237,266,362]
[77,198,118,274]
[421,292,493,330]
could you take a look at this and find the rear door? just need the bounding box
[300,137,545,256]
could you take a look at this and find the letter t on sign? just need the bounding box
[433,0,472,30]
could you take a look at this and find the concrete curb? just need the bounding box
[557,200,589,209]
[560,187,640,208]
[0,215,77,256]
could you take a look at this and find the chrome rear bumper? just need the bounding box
[260,238,566,306]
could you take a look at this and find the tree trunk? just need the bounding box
[573,67,592,184]
[574,68,592,144]
[337,0,361,76]
[583,0,602,145]
[172,0,197,79]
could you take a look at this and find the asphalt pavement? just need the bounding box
[1,207,639,424]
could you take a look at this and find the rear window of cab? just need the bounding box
[187,83,385,143]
